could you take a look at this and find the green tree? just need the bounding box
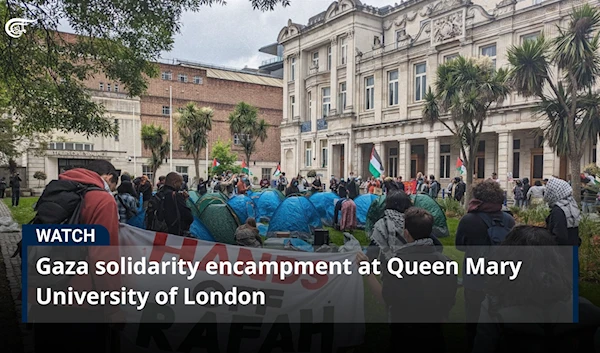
[211,139,240,176]
[507,4,600,202]
[228,102,268,165]
[423,56,510,203]
[141,124,170,184]
[177,103,213,181]
[0,0,288,157]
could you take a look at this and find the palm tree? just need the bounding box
[177,103,213,182]
[228,102,269,167]
[423,56,510,203]
[507,4,600,202]
[141,124,170,185]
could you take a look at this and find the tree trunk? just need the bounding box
[192,152,200,184]
[570,151,582,204]
[465,151,475,207]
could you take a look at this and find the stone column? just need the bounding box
[374,69,383,123]
[497,131,511,192]
[427,137,439,178]
[357,143,363,177]
[398,140,410,179]
[283,55,290,121]
[330,36,338,115]
[346,29,355,111]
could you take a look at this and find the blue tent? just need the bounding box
[267,197,322,241]
[189,218,216,242]
[227,195,257,224]
[355,194,379,225]
[309,192,340,226]
[254,189,284,222]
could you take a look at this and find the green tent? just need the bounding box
[365,194,449,238]
[199,203,241,244]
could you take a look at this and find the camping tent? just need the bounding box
[309,192,340,226]
[355,194,379,226]
[189,218,216,242]
[228,194,257,224]
[191,193,228,219]
[364,194,449,238]
[253,189,284,222]
[267,196,322,242]
[411,194,449,238]
[198,203,240,244]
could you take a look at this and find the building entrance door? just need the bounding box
[530,148,544,184]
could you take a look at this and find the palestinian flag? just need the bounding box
[369,146,384,178]
[212,158,220,169]
[241,160,249,174]
[456,157,466,175]
[273,163,281,177]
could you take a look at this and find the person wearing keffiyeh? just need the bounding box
[544,178,581,246]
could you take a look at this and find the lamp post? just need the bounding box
[169,85,173,171]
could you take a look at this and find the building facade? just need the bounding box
[278,0,600,193]
[21,58,283,190]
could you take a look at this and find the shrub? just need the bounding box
[437,197,465,218]
[579,216,600,282]
[307,170,317,178]
[33,171,47,187]
[513,204,549,226]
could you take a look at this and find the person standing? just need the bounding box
[513,180,525,208]
[146,172,194,237]
[545,178,581,246]
[0,177,7,198]
[115,181,138,224]
[527,180,546,206]
[311,176,323,192]
[455,180,515,352]
[197,177,208,195]
[137,175,153,209]
[429,175,440,199]
[10,173,21,207]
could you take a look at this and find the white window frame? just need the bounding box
[290,95,296,118]
[414,63,427,102]
[162,106,170,115]
[305,141,312,167]
[107,83,111,92]
[521,32,540,44]
[114,84,119,92]
[114,119,119,141]
[321,140,328,168]
[365,76,375,110]
[340,37,347,65]
[290,57,296,81]
[308,92,312,119]
[178,74,188,83]
[99,82,104,91]
[440,144,451,179]
[327,46,332,71]
[480,44,497,69]
[444,53,459,62]
[339,82,346,113]
[176,166,189,178]
[388,70,399,106]
[312,51,319,68]
[261,168,272,181]
[233,133,249,145]
[322,87,331,118]
[142,165,154,182]
[161,71,172,80]
[193,76,203,84]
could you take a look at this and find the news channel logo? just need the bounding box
[5,18,36,38]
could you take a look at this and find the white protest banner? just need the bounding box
[116,224,366,353]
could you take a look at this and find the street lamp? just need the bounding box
[169,86,173,171]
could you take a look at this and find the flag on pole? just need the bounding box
[273,163,281,177]
[212,158,220,169]
[241,160,249,174]
[369,146,384,178]
[456,157,466,175]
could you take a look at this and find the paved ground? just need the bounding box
[0,201,30,353]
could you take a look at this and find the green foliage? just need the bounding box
[3,197,39,225]
[578,216,600,282]
[141,124,169,184]
[0,0,288,152]
[228,102,269,165]
[177,103,213,180]
[584,163,600,177]
[437,197,465,218]
[33,171,47,187]
[211,139,240,176]
[511,204,550,226]
[423,56,510,202]
[507,4,600,201]
[7,159,17,174]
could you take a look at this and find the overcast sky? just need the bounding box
[165,0,391,69]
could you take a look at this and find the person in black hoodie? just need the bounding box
[544,177,581,246]
[197,177,208,195]
[456,180,515,352]
[347,175,359,199]
[359,207,457,353]
[146,172,193,237]
[522,177,531,208]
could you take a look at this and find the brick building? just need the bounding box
[21,51,282,190]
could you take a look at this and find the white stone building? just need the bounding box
[278,0,600,193]
[22,91,141,192]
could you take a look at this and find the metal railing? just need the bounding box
[260,56,283,66]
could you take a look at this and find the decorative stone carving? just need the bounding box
[355,47,363,58]
[494,0,516,16]
[347,29,354,38]
[396,29,412,48]
[431,10,465,45]
[331,36,337,45]
[372,35,383,50]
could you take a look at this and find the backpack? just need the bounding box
[145,190,183,236]
[116,194,137,220]
[477,212,512,245]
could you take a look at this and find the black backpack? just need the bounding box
[145,190,183,235]
[12,180,103,258]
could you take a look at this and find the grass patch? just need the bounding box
[3,197,38,225]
